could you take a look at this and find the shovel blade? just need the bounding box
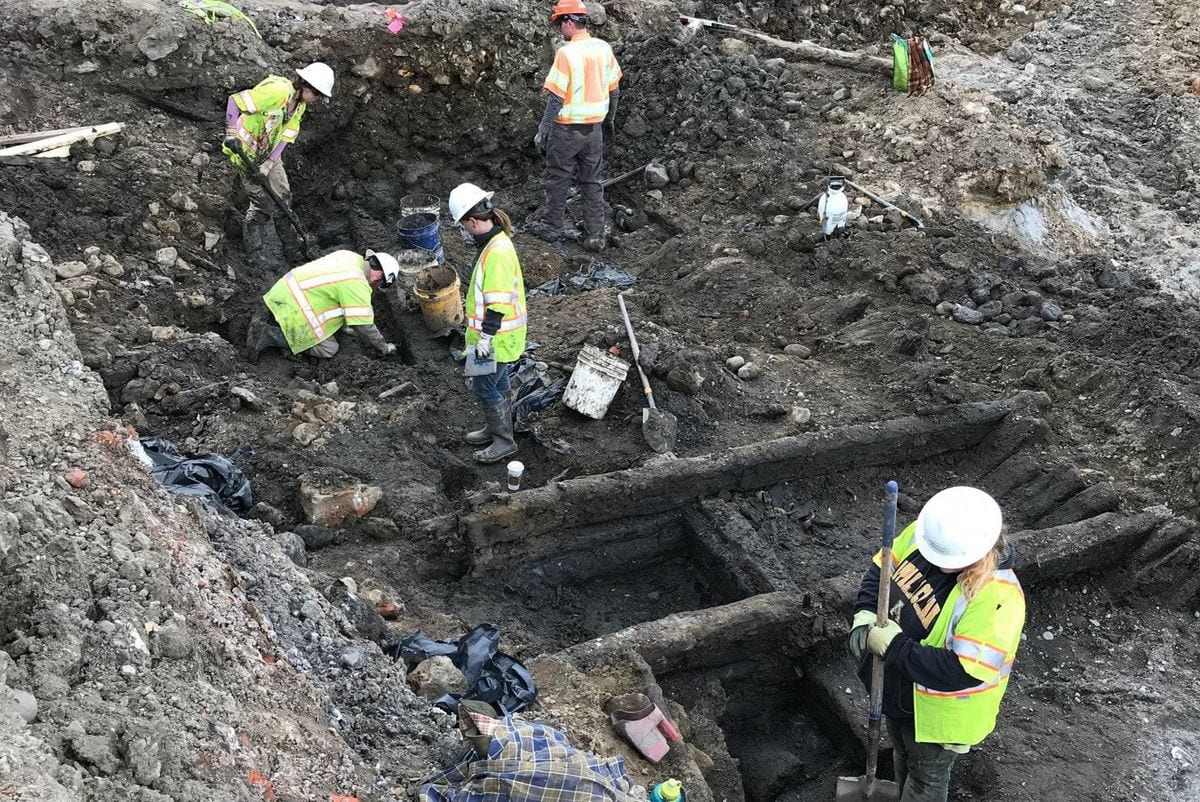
[835,776,900,802]
[641,408,678,454]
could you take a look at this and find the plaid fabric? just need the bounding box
[418,717,642,802]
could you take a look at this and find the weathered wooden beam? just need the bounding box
[564,591,809,674]
[462,394,1049,557]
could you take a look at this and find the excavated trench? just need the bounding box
[384,391,1188,801]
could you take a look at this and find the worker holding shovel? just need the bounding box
[449,183,528,465]
[222,63,334,265]
[845,486,1026,802]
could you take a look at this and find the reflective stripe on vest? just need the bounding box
[467,237,527,334]
[546,34,620,125]
[914,569,1021,700]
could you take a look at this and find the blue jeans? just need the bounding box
[886,717,959,802]
[470,360,512,407]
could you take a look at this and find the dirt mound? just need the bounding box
[0,211,460,800]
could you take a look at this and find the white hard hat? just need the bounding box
[449,182,495,223]
[365,249,400,287]
[914,486,1003,570]
[296,62,335,98]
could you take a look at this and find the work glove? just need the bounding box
[866,619,904,658]
[602,119,616,139]
[382,343,397,356]
[257,158,276,177]
[534,128,549,154]
[847,609,876,660]
[475,334,494,359]
[223,136,240,154]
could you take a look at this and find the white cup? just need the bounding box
[507,460,525,492]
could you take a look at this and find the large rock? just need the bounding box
[137,17,185,62]
[298,469,382,527]
[408,656,467,700]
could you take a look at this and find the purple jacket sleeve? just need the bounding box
[268,140,287,161]
[225,96,240,132]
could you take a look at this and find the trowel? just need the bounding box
[835,480,901,802]
[617,292,677,454]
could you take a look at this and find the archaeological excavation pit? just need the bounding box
[381,391,1195,801]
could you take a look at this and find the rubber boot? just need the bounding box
[242,219,273,268]
[275,217,306,265]
[584,232,607,252]
[464,414,492,447]
[247,322,288,363]
[473,399,517,465]
[465,384,515,445]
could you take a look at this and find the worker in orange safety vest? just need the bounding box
[527,0,622,252]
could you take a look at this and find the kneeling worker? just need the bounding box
[249,249,400,361]
[449,183,527,465]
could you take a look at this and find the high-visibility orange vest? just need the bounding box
[542,32,622,125]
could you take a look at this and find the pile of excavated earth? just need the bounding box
[2,0,1200,800]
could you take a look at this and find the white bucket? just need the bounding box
[562,344,631,420]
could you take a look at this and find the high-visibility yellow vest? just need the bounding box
[464,232,527,363]
[542,32,622,125]
[263,250,375,354]
[222,75,306,169]
[883,524,1026,746]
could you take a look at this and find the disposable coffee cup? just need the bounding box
[507,460,524,492]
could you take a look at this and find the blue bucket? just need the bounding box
[398,211,444,265]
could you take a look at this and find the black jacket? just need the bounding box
[854,540,1017,720]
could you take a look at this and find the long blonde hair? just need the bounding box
[958,534,1006,600]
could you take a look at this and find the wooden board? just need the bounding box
[0,123,124,158]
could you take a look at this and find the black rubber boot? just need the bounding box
[247,321,287,363]
[473,399,518,465]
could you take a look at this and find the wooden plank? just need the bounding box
[0,123,124,158]
[0,126,98,147]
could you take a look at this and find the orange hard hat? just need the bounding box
[550,0,589,22]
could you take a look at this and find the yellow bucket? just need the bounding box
[412,265,464,332]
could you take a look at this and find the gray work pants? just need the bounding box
[543,123,605,236]
[886,717,960,802]
[242,159,291,226]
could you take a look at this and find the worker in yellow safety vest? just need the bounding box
[527,0,622,252]
[848,486,1026,802]
[247,249,400,362]
[222,63,334,262]
[449,183,528,465]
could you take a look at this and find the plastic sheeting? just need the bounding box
[139,436,254,512]
[385,624,537,714]
[530,260,635,296]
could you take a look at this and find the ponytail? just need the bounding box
[467,206,513,237]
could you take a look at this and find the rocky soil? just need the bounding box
[2,0,1200,800]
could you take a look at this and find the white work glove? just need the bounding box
[475,334,494,359]
[257,158,276,176]
[382,343,397,356]
[534,128,548,154]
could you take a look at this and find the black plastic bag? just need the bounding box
[385,623,537,714]
[139,436,254,512]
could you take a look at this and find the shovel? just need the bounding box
[235,144,317,259]
[836,480,902,802]
[617,292,677,454]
